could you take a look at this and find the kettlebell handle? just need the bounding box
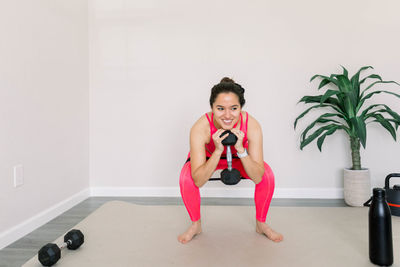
[385,173,400,189]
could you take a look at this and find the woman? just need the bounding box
[178,77,283,244]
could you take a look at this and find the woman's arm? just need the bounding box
[189,116,226,188]
[232,114,265,184]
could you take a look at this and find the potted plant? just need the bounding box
[294,66,400,206]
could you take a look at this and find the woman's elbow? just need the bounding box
[191,172,204,188]
[194,179,205,188]
[194,180,203,188]
[254,176,263,185]
[254,166,265,184]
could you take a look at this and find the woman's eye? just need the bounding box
[218,107,224,111]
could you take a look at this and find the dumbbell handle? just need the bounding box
[59,240,72,250]
[226,145,232,171]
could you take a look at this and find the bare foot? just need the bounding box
[178,220,202,244]
[256,221,283,242]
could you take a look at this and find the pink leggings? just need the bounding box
[179,160,275,222]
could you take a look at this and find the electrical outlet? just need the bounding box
[14,164,23,187]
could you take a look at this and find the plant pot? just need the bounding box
[343,168,371,207]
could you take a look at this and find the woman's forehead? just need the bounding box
[214,92,240,104]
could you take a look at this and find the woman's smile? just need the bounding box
[222,119,233,125]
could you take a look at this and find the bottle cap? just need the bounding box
[373,188,385,198]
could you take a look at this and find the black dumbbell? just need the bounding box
[220,130,242,185]
[38,229,84,266]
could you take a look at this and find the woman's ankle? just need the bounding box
[192,219,201,225]
[256,219,265,225]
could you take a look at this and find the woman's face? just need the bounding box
[212,92,241,130]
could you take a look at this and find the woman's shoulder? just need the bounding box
[245,112,262,133]
[193,113,210,127]
[190,113,211,136]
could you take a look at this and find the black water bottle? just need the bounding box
[369,188,393,266]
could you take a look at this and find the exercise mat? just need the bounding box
[24,201,400,267]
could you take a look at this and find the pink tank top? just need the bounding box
[204,112,249,157]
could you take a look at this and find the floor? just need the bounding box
[0,197,345,267]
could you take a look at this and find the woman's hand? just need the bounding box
[212,129,229,153]
[231,128,245,153]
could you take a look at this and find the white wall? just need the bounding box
[0,0,399,251]
[0,0,89,247]
[89,0,400,195]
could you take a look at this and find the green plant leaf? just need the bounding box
[299,111,348,141]
[361,80,400,96]
[374,119,400,130]
[317,125,343,151]
[318,79,331,90]
[310,75,338,87]
[335,75,352,93]
[334,75,358,118]
[388,119,400,130]
[360,104,387,118]
[350,117,367,148]
[359,74,382,85]
[364,109,390,122]
[299,95,342,107]
[370,106,400,122]
[320,89,341,104]
[343,94,356,118]
[299,95,320,104]
[341,65,349,78]
[298,95,347,120]
[383,107,400,122]
[301,115,343,142]
[300,124,340,150]
[351,66,373,82]
[294,104,331,129]
[363,107,400,128]
[359,90,400,110]
[370,113,397,141]
[350,66,373,102]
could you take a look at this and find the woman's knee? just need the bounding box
[179,162,198,188]
[179,162,191,182]
[256,162,275,184]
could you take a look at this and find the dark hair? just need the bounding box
[209,77,246,107]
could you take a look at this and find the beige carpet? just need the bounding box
[24,201,400,267]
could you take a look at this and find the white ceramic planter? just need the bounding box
[343,168,371,207]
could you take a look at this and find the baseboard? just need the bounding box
[90,186,344,199]
[0,188,90,250]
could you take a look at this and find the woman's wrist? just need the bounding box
[213,149,223,157]
[236,147,245,154]
[237,148,248,158]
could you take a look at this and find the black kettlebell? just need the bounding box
[219,130,241,185]
[385,173,400,216]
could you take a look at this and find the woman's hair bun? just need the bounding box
[220,77,235,83]
[219,77,245,94]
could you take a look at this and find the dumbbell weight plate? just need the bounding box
[220,130,238,146]
[221,168,241,185]
[38,243,61,266]
[64,229,84,250]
